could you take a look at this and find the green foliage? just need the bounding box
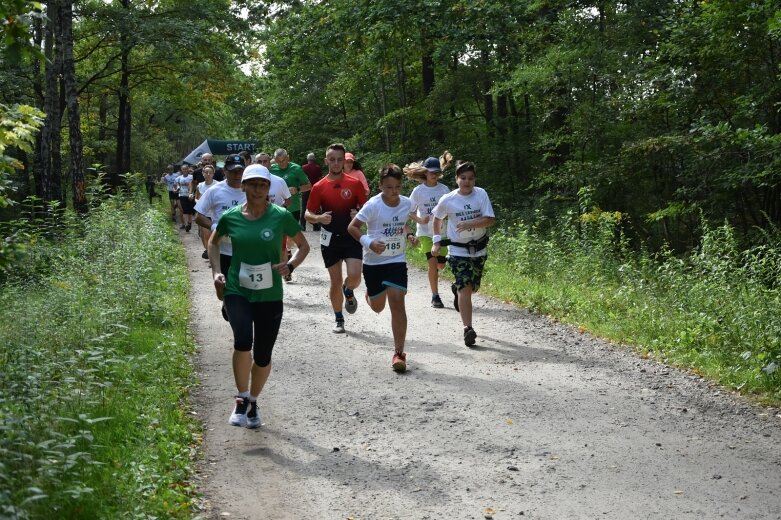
[486,215,781,402]
[0,185,198,518]
[0,0,42,64]
[0,103,44,271]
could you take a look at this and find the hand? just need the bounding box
[290,186,298,195]
[420,215,430,225]
[213,273,226,301]
[456,220,476,233]
[431,243,441,256]
[407,234,419,247]
[320,211,333,225]
[369,240,386,254]
[350,208,358,219]
[273,262,291,276]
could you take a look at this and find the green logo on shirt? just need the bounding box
[260,229,274,241]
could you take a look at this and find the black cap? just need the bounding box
[224,154,245,171]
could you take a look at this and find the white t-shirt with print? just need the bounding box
[194,181,245,256]
[409,182,450,237]
[355,194,413,266]
[176,175,193,197]
[431,187,494,258]
[269,174,292,207]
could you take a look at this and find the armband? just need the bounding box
[432,234,442,244]
[359,235,373,249]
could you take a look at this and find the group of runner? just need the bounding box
[169,143,495,429]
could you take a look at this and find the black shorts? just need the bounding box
[179,196,195,214]
[321,235,362,268]
[168,191,178,201]
[223,296,283,367]
[363,262,407,299]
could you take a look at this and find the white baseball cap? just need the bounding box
[242,164,271,183]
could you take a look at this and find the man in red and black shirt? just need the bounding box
[305,143,367,333]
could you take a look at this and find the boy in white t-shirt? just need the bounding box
[431,160,496,347]
[348,164,417,372]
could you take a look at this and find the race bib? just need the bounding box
[380,235,405,256]
[320,229,333,247]
[238,262,273,290]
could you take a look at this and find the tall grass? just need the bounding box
[489,211,781,401]
[0,181,198,518]
[408,210,781,403]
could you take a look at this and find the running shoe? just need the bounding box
[332,319,345,334]
[201,250,208,259]
[185,224,191,232]
[392,352,407,373]
[464,326,477,347]
[246,401,261,429]
[451,284,460,312]
[229,396,249,427]
[180,224,186,229]
[343,285,358,314]
[284,272,292,282]
[431,294,444,308]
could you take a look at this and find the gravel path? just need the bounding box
[184,228,781,520]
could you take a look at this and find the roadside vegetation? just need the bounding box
[0,179,199,519]
[409,208,781,405]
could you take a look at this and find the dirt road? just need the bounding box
[184,228,781,520]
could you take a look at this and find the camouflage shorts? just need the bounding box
[448,255,486,291]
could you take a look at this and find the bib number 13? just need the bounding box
[239,262,273,290]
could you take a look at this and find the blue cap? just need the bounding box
[423,157,441,172]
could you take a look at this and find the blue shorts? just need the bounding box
[363,262,407,299]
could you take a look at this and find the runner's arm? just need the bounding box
[208,231,225,300]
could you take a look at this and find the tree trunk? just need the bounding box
[60,0,86,212]
[114,0,132,184]
[38,0,60,204]
[99,93,111,167]
[396,57,407,152]
[481,50,494,139]
[421,47,444,144]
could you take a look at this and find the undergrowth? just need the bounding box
[0,180,198,519]
[408,210,781,404]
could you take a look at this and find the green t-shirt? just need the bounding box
[271,162,309,212]
[216,204,301,302]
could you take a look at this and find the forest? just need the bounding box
[1,0,779,251]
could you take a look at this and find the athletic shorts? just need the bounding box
[363,262,407,299]
[223,296,283,367]
[179,196,195,214]
[417,236,448,263]
[321,235,362,268]
[448,255,487,292]
[168,191,178,200]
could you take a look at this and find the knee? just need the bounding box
[253,349,272,367]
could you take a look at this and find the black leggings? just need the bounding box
[223,296,283,367]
